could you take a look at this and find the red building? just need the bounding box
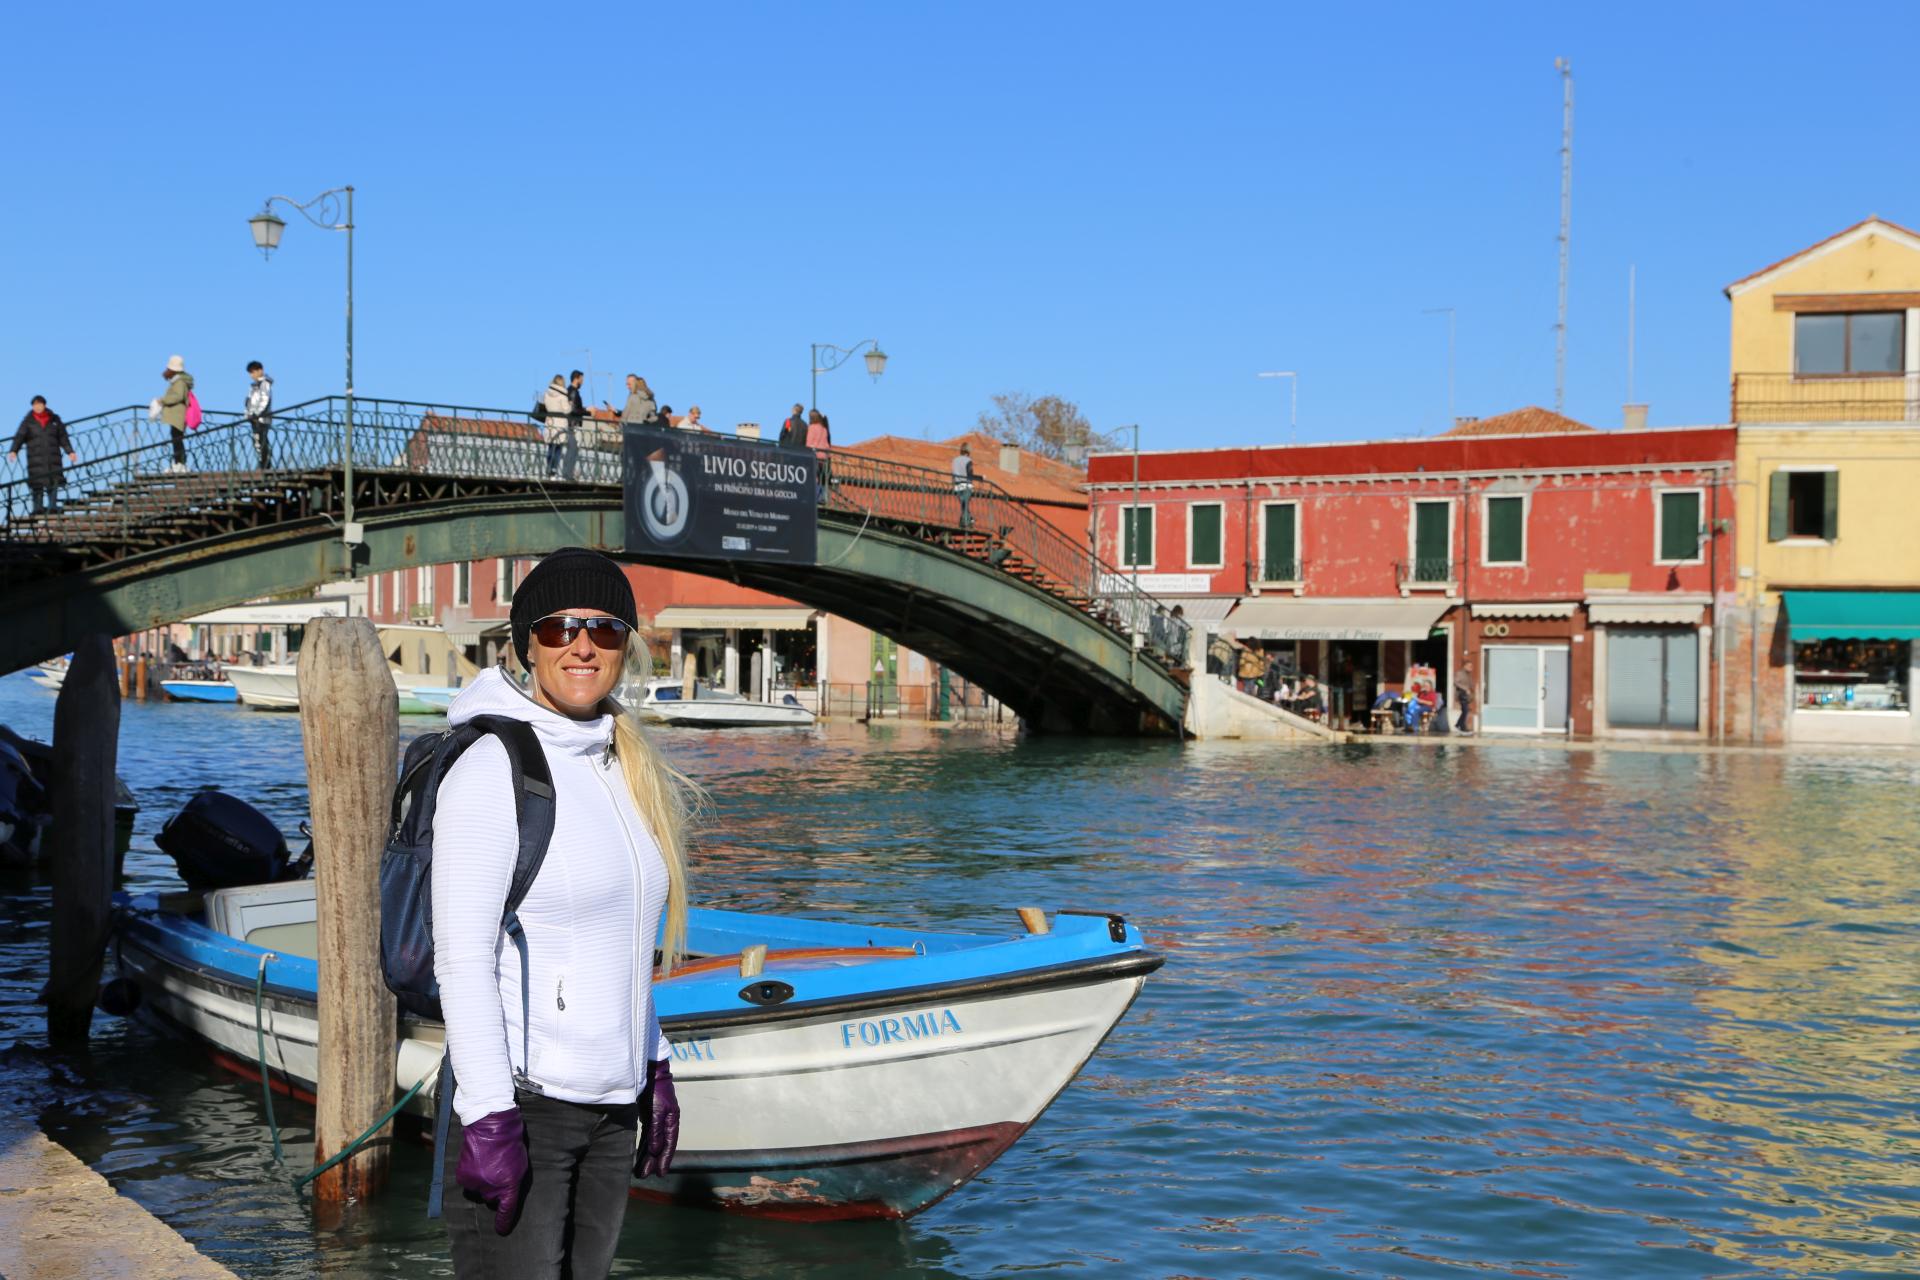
[1087,409,1738,738]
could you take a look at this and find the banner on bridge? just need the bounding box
[621,424,818,564]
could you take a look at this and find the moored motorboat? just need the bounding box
[222,663,301,709]
[628,678,816,729]
[112,881,1160,1220]
[160,678,240,703]
[30,661,67,691]
[0,725,138,870]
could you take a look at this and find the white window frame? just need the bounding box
[1258,501,1301,585]
[1405,498,1456,585]
[1653,486,1706,566]
[454,560,472,607]
[416,565,435,609]
[496,558,515,604]
[1186,502,1225,570]
[1481,493,1529,567]
[1118,504,1155,570]
[371,573,384,615]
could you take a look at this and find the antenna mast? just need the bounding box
[1555,57,1573,414]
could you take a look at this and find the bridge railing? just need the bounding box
[1,394,1189,668]
[820,449,1191,667]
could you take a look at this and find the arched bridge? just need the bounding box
[2,398,1191,734]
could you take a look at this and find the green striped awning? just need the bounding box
[1781,591,1920,642]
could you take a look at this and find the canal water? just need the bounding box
[2,670,1918,1279]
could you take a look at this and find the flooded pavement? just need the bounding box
[2,670,1918,1277]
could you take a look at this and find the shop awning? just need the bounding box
[1470,602,1577,619]
[186,601,348,626]
[1165,596,1239,626]
[1221,597,1451,641]
[1781,591,1920,642]
[1587,599,1706,625]
[443,620,511,647]
[652,607,817,632]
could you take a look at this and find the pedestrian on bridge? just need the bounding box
[777,403,806,449]
[619,375,657,427]
[158,356,194,472]
[10,396,77,515]
[245,361,274,468]
[952,441,975,529]
[541,375,571,479]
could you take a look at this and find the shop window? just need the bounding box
[1768,471,1838,542]
[1485,496,1525,565]
[1794,639,1910,711]
[1121,506,1154,568]
[1607,628,1698,730]
[1188,503,1223,569]
[1794,312,1904,376]
[1261,503,1299,582]
[1656,490,1702,564]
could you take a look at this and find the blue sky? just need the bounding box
[7,3,1915,450]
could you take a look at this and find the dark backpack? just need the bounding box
[530,395,549,424]
[378,714,554,1216]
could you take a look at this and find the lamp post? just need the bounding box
[1257,371,1298,445]
[810,340,888,412]
[250,186,356,577]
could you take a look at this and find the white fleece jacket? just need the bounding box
[431,668,671,1125]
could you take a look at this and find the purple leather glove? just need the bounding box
[634,1057,681,1179]
[455,1107,530,1235]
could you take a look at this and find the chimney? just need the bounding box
[1622,404,1648,432]
[735,422,761,440]
[1453,416,1479,429]
[998,444,1021,475]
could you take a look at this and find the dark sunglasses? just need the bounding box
[531,614,631,650]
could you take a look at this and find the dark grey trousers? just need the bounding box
[443,1090,639,1280]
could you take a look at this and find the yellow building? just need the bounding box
[1725,218,1920,745]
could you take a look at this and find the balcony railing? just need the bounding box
[1255,558,1304,584]
[1732,372,1920,423]
[1397,557,1453,587]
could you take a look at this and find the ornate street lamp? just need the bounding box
[811,340,888,412]
[248,187,357,577]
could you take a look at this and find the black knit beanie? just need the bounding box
[509,547,639,667]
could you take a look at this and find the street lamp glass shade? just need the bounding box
[864,346,888,380]
[248,210,286,255]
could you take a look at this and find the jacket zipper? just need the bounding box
[592,754,646,1085]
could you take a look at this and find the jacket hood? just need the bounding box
[447,666,614,759]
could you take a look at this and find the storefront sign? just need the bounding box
[622,424,818,564]
[1232,625,1404,641]
[1098,573,1215,594]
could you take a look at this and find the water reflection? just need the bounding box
[3,674,1920,1277]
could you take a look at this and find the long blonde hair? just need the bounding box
[601,634,699,974]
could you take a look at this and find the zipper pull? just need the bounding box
[556,976,566,1011]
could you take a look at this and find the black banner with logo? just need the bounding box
[621,424,819,564]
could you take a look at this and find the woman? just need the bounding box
[158,355,194,473]
[807,410,832,498]
[619,375,657,427]
[9,396,77,514]
[541,375,571,478]
[432,548,693,1278]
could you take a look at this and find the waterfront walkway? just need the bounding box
[0,1106,235,1280]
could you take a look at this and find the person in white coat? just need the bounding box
[432,548,693,1278]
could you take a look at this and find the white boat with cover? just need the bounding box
[225,625,480,714]
[628,678,815,728]
[112,879,1160,1220]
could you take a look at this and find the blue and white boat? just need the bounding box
[160,679,240,703]
[112,882,1161,1220]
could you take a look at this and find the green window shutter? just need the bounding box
[1486,497,1524,563]
[1660,492,1700,561]
[1768,472,1789,542]
[1123,507,1152,566]
[1263,504,1296,577]
[1821,471,1839,541]
[1190,505,1222,565]
[1414,502,1450,563]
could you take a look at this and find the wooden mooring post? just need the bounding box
[45,634,120,1045]
[298,617,399,1203]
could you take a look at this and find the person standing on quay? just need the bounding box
[1454,660,1476,734]
[10,396,76,514]
[951,441,975,529]
[245,361,274,468]
[158,355,194,472]
[434,548,691,1278]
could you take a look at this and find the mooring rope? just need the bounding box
[253,949,433,1192]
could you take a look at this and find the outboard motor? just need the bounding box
[156,790,309,891]
[0,735,50,867]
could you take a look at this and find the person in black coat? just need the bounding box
[9,397,77,514]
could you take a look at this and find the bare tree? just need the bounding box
[975,392,1119,461]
